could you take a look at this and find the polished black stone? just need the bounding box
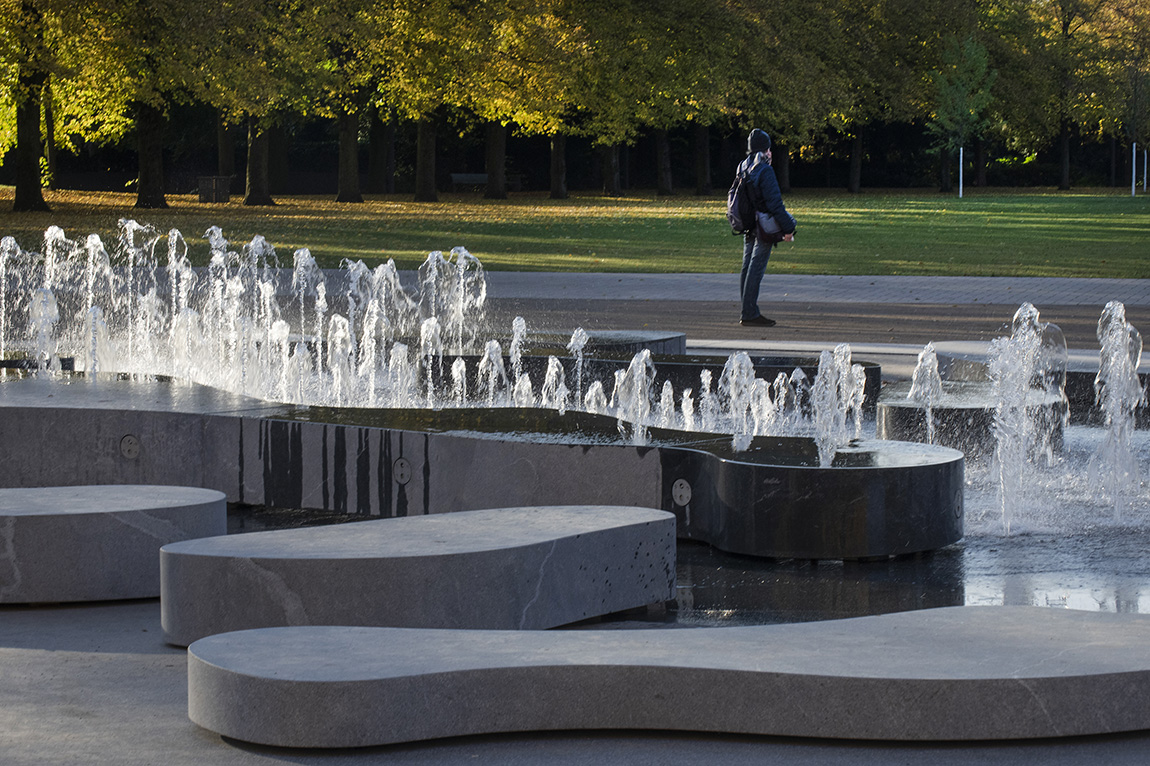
[271,406,964,560]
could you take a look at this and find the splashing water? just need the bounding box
[749,378,776,436]
[419,247,486,355]
[584,380,608,415]
[657,380,677,429]
[719,352,756,444]
[388,342,414,409]
[509,316,528,382]
[28,288,59,371]
[291,248,322,337]
[0,237,15,365]
[1089,301,1145,519]
[908,342,944,444]
[420,317,443,408]
[540,356,570,415]
[0,225,886,451]
[478,339,508,406]
[988,303,1070,534]
[811,344,864,466]
[84,306,112,375]
[512,372,535,407]
[698,369,719,433]
[451,357,468,406]
[680,388,696,432]
[567,327,590,403]
[614,349,656,444]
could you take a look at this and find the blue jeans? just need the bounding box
[740,234,772,320]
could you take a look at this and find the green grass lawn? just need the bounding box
[0,187,1147,277]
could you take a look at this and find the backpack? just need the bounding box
[726,158,764,235]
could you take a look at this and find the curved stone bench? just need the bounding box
[188,606,1150,748]
[162,505,675,646]
[0,485,226,603]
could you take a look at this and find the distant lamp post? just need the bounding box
[959,147,964,199]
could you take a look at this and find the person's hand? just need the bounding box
[782,233,794,242]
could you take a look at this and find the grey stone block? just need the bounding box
[0,485,226,603]
[161,505,676,646]
[187,606,1150,748]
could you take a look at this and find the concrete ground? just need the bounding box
[5,272,1150,765]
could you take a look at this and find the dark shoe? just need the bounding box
[740,315,776,327]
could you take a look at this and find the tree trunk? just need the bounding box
[775,143,791,193]
[336,108,363,203]
[601,144,621,197]
[12,0,49,212]
[693,124,711,195]
[414,118,437,202]
[847,131,863,194]
[720,133,737,186]
[134,102,168,209]
[216,114,236,179]
[12,64,49,211]
[268,126,288,194]
[367,108,395,194]
[1058,121,1071,190]
[974,137,987,187]
[549,134,567,199]
[244,119,275,206]
[484,122,507,199]
[655,129,673,195]
[42,79,56,191]
[1109,135,1117,187]
[939,148,953,193]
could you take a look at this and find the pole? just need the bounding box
[1134,143,1138,197]
[1144,149,1147,192]
[958,147,964,198]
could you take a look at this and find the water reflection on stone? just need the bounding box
[667,525,1150,626]
[672,541,964,625]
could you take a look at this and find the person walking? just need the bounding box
[737,128,795,327]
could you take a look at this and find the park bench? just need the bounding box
[449,172,525,191]
[0,485,225,603]
[197,176,233,203]
[187,606,1150,747]
[160,504,675,646]
[450,172,488,191]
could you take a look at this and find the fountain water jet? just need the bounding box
[907,343,944,445]
[0,224,969,561]
[879,301,1150,538]
[1090,301,1145,519]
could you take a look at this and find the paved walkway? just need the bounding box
[480,273,1150,379]
[483,272,1150,306]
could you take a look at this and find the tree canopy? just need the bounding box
[2,0,1148,207]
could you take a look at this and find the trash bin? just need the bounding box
[198,176,232,203]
